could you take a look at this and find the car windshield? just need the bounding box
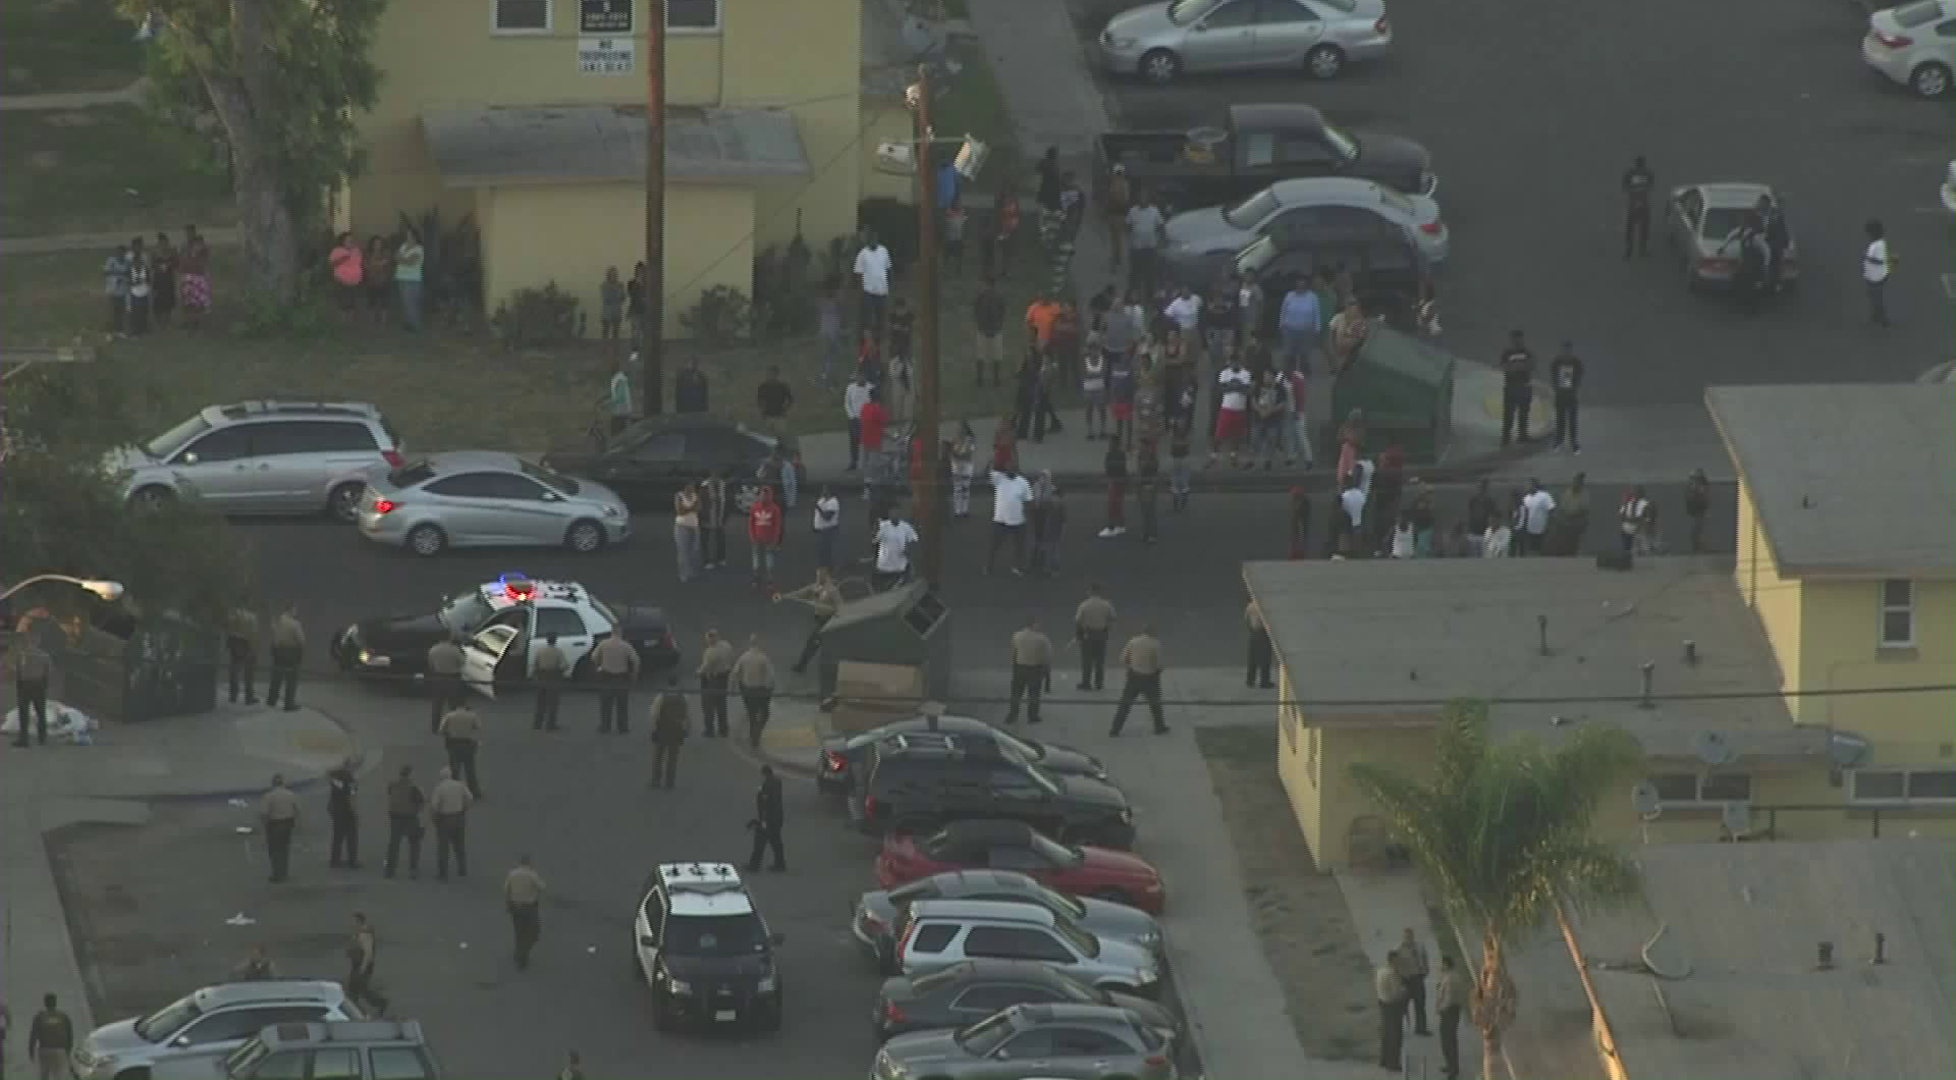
[1894,0,1944,26]
[388,461,437,488]
[133,995,202,1042]
[1030,831,1086,867]
[664,913,769,957]
[1031,880,1088,920]
[1236,235,1278,277]
[1703,207,1751,240]
[437,589,496,635]
[143,414,212,460]
[1223,188,1281,230]
[954,1010,1021,1056]
[590,598,618,626]
[222,1039,269,1078]
[519,458,581,496]
[1167,0,1217,25]
[909,965,969,993]
[1053,915,1101,958]
[1314,0,1358,10]
[923,829,969,858]
[990,728,1044,762]
[1320,120,1360,162]
[1023,762,1064,796]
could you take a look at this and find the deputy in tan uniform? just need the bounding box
[259,773,301,883]
[503,855,546,970]
[226,606,259,705]
[1375,951,1409,1071]
[1434,954,1469,1080]
[428,765,474,881]
[438,702,483,798]
[266,604,305,711]
[1005,616,1053,725]
[1108,625,1168,736]
[382,764,425,879]
[589,631,640,735]
[696,630,737,738]
[778,568,845,675]
[731,635,776,749]
[9,635,53,748]
[1072,585,1117,691]
[425,636,466,734]
[1245,599,1275,690]
[531,633,568,731]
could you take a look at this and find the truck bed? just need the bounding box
[1096,131,1232,176]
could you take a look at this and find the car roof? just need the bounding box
[1009,1003,1140,1026]
[418,450,531,472]
[257,1020,425,1049]
[192,981,347,1009]
[649,861,757,917]
[909,898,1058,925]
[1264,177,1404,211]
[207,401,383,424]
[1228,102,1323,131]
[932,958,1078,984]
[475,576,595,612]
[920,868,1035,894]
[880,714,995,737]
[1691,182,1777,207]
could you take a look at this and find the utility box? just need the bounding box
[831,661,928,734]
[818,581,951,703]
[1330,324,1456,464]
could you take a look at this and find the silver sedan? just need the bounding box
[1163,176,1449,270]
[1098,0,1392,84]
[1665,182,1800,292]
[355,451,631,557]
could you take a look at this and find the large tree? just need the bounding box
[119,0,387,303]
[1347,699,1643,1080]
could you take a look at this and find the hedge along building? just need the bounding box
[342,0,873,338]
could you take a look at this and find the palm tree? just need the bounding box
[1347,699,1643,1080]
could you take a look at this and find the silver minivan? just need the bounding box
[895,899,1162,997]
[72,981,361,1080]
[110,402,403,521]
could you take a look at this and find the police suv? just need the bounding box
[332,575,678,691]
[631,862,786,1033]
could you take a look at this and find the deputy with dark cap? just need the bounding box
[1621,155,1654,258]
[531,632,567,731]
[426,635,465,734]
[649,676,690,790]
[746,765,786,872]
[326,755,361,869]
[259,773,300,883]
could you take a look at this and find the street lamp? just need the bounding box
[0,575,125,603]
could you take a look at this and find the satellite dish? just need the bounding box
[1630,781,1663,818]
[1827,731,1871,768]
[1693,731,1735,767]
[1721,801,1752,837]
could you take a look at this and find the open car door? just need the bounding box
[461,623,520,699]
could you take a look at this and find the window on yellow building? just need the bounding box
[668,0,720,31]
[1880,579,1914,648]
[1851,768,1956,805]
[1649,772,1752,806]
[494,0,551,33]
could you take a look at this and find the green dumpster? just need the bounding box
[816,580,952,702]
[1329,324,1455,464]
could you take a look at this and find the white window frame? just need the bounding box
[1849,767,1956,807]
[1647,771,1754,808]
[492,0,554,36]
[1879,579,1914,649]
[665,0,722,33]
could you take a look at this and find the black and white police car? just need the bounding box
[332,574,679,691]
[631,862,786,1033]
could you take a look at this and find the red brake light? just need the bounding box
[883,1001,906,1024]
[1874,30,1912,47]
[372,498,398,515]
[1418,221,1443,235]
[1374,16,1389,33]
[824,750,848,773]
[382,449,405,468]
[1145,1055,1168,1067]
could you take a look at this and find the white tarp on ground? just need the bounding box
[2,701,100,744]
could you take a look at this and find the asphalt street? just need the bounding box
[244,482,1735,688]
[1065,0,1953,402]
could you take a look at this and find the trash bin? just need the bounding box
[59,616,220,722]
[817,580,951,705]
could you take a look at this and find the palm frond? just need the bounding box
[1431,697,1490,799]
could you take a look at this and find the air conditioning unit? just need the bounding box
[875,141,918,176]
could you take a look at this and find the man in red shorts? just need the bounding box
[1209,356,1253,468]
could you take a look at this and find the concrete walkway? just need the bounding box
[0,79,146,112]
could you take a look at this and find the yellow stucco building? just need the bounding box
[345,0,880,336]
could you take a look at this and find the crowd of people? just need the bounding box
[99,225,216,336]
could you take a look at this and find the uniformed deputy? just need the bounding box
[1375,951,1408,1071]
[1108,625,1169,737]
[382,764,425,880]
[259,773,301,883]
[1245,600,1275,690]
[745,765,787,873]
[1073,585,1117,691]
[589,630,641,735]
[1005,617,1053,725]
[1435,954,1469,1080]
[503,855,546,970]
[232,945,278,981]
[428,766,474,881]
[345,912,389,1014]
[531,633,568,731]
[697,630,737,738]
[1621,155,1654,259]
[9,635,53,748]
[27,993,74,1080]
[226,606,259,705]
[649,677,690,790]
[731,635,776,749]
[425,636,466,734]
[326,756,361,869]
[266,604,305,712]
[778,568,844,675]
[437,703,483,798]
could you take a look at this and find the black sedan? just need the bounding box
[817,714,1109,797]
[540,415,777,513]
[874,960,1179,1044]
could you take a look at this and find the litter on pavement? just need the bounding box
[225,912,256,926]
[3,701,101,745]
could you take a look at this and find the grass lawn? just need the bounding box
[0,104,233,238]
[0,0,144,95]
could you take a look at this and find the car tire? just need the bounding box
[326,481,366,522]
[1911,62,1951,98]
[1139,49,1180,85]
[1091,886,1138,906]
[406,523,447,557]
[565,519,606,553]
[130,485,175,509]
[1304,43,1344,79]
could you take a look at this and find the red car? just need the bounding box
[875,819,1166,914]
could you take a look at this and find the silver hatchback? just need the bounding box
[108,402,403,521]
[1098,0,1393,84]
[356,451,631,557]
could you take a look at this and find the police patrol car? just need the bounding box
[631,862,786,1033]
[331,574,678,691]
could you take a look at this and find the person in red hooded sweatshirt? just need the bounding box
[747,486,784,590]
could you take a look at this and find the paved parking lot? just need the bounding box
[1066,0,1952,401]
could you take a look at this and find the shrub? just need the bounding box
[490,282,580,348]
[680,285,751,345]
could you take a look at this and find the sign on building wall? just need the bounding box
[580,0,634,34]
[578,36,635,74]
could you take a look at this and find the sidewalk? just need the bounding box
[0,695,362,1054]
[1335,869,1493,1080]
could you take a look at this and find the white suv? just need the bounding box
[893,899,1162,997]
[73,981,361,1080]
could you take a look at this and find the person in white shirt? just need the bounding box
[842,373,873,471]
[871,510,919,592]
[1163,288,1201,335]
[1209,361,1254,467]
[986,467,1034,577]
[1390,516,1417,559]
[853,231,893,333]
[1338,477,1368,556]
[1862,219,1892,327]
[1517,480,1557,556]
[1481,518,1512,558]
[811,487,843,572]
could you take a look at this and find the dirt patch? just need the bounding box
[1194,725,1380,1063]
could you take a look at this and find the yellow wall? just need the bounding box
[479,183,754,340]
[1276,663,1441,872]
[1735,480,1806,712]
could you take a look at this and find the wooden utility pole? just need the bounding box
[912,65,944,589]
[641,0,667,415]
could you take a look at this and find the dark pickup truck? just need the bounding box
[1097,102,1435,213]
